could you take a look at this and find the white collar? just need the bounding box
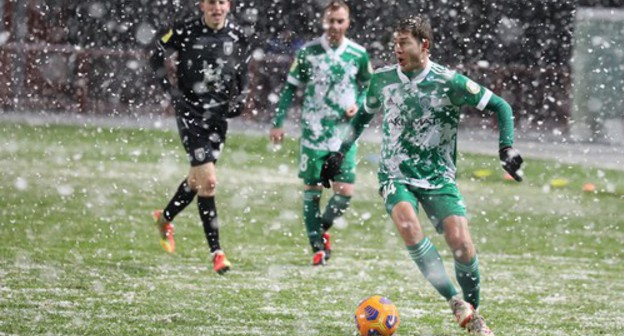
[396,60,432,84]
[320,33,349,58]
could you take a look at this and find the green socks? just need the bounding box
[455,256,481,309]
[321,194,351,231]
[303,190,323,252]
[407,238,458,300]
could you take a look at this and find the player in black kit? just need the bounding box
[149,0,249,274]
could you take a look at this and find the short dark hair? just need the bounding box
[324,0,350,15]
[395,16,433,50]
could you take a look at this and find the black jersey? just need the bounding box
[151,17,249,120]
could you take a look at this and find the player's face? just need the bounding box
[201,0,230,29]
[323,7,350,45]
[393,31,429,72]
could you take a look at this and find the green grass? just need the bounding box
[1,121,623,335]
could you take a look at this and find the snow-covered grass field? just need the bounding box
[1,121,623,335]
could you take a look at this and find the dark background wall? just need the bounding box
[0,0,622,131]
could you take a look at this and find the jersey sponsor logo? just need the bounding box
[466,80,481,94]
[161,29,173,43]
[388,115,404,128]
[194,148,206,162]
[223,41,233,55]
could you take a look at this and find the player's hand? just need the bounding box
[269,128,285,144]
[226,94,247,118]
[320,152,345,188]
[344,105,358,119]
[499,146,524,182]
[226,100,244,118]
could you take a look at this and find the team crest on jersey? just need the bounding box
[466,80,481,94]
[194,148,206,162]
[223,41,234,55]
[419,96,431,111]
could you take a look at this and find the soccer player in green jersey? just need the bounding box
[269,1,373,266]
[321,16,525,335]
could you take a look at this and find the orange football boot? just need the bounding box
[152,210,175,254]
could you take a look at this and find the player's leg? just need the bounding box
[443,217,493,334]
[188,161,230,274]
[188,162,219,249]
[419,183,491,333]
[186,119,231,274]
[319,145,356,259]
[442,215,480,309]
[442,214,480,329]
[318,181,352,260]
[421,182,480,309]
[303,185,325,265]
[321,182,353,232]
[382,181,458,300]
[299,146,326,265]
[157,180,197,224]
[153,179,196,253]
[153,114,199,253]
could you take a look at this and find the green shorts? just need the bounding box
[379,180,467,233]
[298,144,357,185]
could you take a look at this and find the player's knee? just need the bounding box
[446,232,475,260]
[443,216,468,236]
[333,182,355,196]
[452,241,474,259]
[186,176,200,191]
[395,219,419,235]
[197,176,217,196]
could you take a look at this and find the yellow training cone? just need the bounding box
[550,178,569,188]
[473,169,493,179]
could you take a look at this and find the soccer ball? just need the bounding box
[354,295,400,336]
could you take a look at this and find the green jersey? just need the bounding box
[365,61,494,189]
[285,34,372,151]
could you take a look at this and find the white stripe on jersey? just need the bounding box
[345,48,363,57]
[364,103,381,114]
[396,61,431,84]
[477,89,493,111]
[320,34,349,57]
[374,64,396,75]
[347,41,367,53]
[287,75,303,88]
[227,31,240,42]
[429,63,455,80]
[302,39,321,50]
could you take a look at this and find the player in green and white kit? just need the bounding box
[269,1,372,266]
[321,17,524,336]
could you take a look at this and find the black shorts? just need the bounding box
[175,115,228,167]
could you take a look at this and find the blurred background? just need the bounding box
[0,0,622,144]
